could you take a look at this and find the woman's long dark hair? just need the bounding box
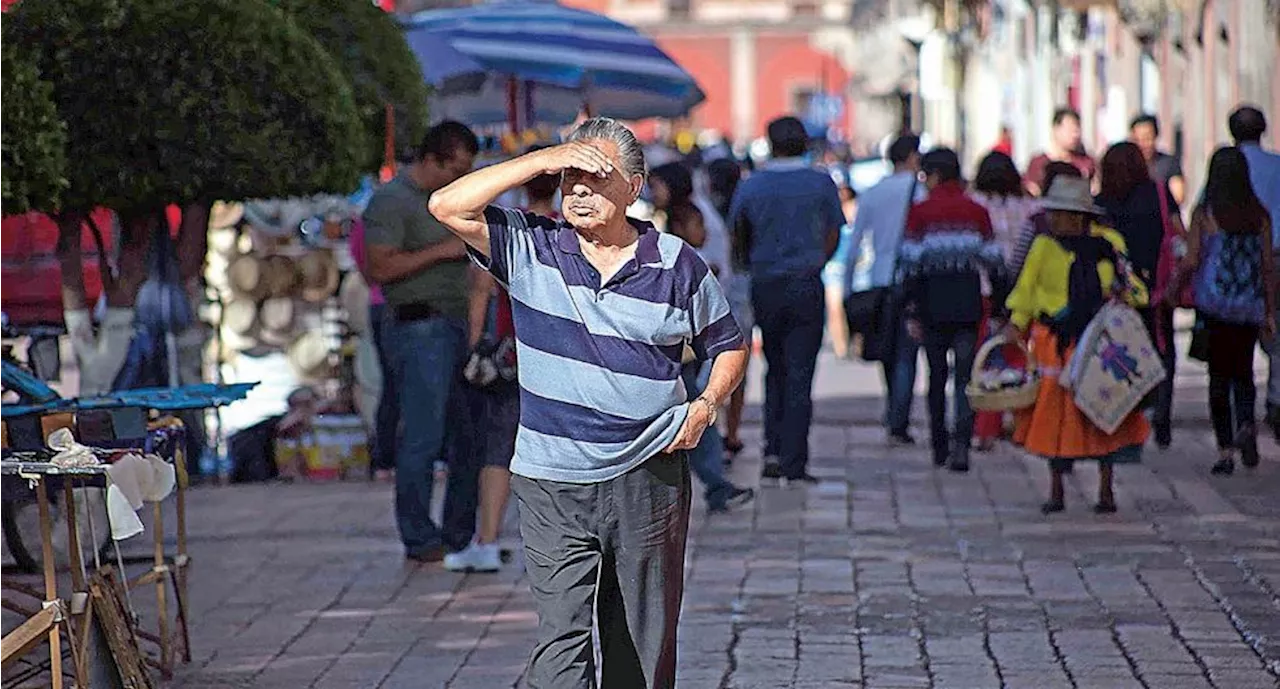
[650,162,702,243]
[706,158,742,220]
[1098,142,1150,203]
[973,151,1025,198]
[1201,146,1267,234]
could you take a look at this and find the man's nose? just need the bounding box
[570,183,592,196]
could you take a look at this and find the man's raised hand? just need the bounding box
[534,141,614,178]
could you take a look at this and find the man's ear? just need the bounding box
[629,175,645,203]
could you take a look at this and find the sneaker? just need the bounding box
[709,487,755,513]
[781,473,819,487]
[947,450,970,473]
[761,456,783,480]
[443,542,502,573]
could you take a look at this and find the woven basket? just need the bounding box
[966,335,1039,412]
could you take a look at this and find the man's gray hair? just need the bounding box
[567,117,648,180]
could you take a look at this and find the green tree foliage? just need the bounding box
[1,42,69,214]
[274,0,431,171]
[4,0,367,213]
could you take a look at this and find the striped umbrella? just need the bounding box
[401,0,705,122]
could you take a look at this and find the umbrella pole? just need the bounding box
[506,76,520,135]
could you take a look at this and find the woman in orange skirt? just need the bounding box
[1004,177,1149,514]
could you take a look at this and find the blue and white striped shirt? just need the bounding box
[470,207,745,483]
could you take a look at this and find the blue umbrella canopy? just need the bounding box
[401,0,705,121]
[400,27,489,95]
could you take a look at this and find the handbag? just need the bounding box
[1153,183,1193,309]
[845,177,917,363]
[1066,301,1168,434]
[843,288,883,337]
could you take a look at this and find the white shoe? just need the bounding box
[443,542,502,573]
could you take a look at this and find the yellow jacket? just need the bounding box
[1006,225,1148,330]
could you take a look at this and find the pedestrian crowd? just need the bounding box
[844,105,1280,511]
[346,104,1280,688]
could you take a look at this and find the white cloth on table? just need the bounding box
[47,428,99,468]
[105,453,176,541]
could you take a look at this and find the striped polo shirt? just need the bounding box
[470,206,745,483]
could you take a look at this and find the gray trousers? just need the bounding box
[512,453,691,689]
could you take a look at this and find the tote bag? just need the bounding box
[1065,302,1167,434]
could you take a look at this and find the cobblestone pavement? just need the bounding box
[19,352,1279,689]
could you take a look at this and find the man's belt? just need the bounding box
[393,301,438,322]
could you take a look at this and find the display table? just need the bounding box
[0,461,107,689]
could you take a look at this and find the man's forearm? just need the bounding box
[369,239,467,284]
[429,154,548,252]
[699,348,749,408]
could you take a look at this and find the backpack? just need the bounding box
[1193,217,1266,325]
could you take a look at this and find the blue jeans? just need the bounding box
[369,304,399,472]
[882,317,919,435]
[389,314,467,556]
[682,361,735,509]
[753,275,825,478]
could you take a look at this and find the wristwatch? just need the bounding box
[694,396,718,425]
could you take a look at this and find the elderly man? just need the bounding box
[430,117,748,689]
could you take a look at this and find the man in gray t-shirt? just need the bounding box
[363,120,477,563]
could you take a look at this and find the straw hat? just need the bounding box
[220,298,262,353]
[262,255,299,299]
[297,249,340,303]
[209,201,245,230]
[223,298,259,336]
[227,254,268,299]
[258,297,297,347]
[208,227,240,258]
[1039,176,1105,216]
[288,330,332,379]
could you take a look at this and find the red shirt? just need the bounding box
[1025,152,1096,194]
[899,181,1005,324]
[903,181,995,242]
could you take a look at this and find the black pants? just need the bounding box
[1205,317,1259,449]
[921,323,979,460]
[513,454,691,689]
[752,275,824,477]
[1139,307,1176,431]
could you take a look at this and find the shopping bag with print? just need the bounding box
[1069,302,1167,434]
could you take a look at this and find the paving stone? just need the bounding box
[12,352,1271,689]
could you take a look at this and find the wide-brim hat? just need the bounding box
[223,298,259,336]
[209,201,245,230]
[1039,176,1105,216]
[288,330,332,379]
[227,254,268,299]
[297,249,340,303]
[257,297,297,347]
[262,255,299,299]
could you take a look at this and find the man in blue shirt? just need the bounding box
[845,134,924,444]
[730,116,844,483]
[1230,107,1280,438]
